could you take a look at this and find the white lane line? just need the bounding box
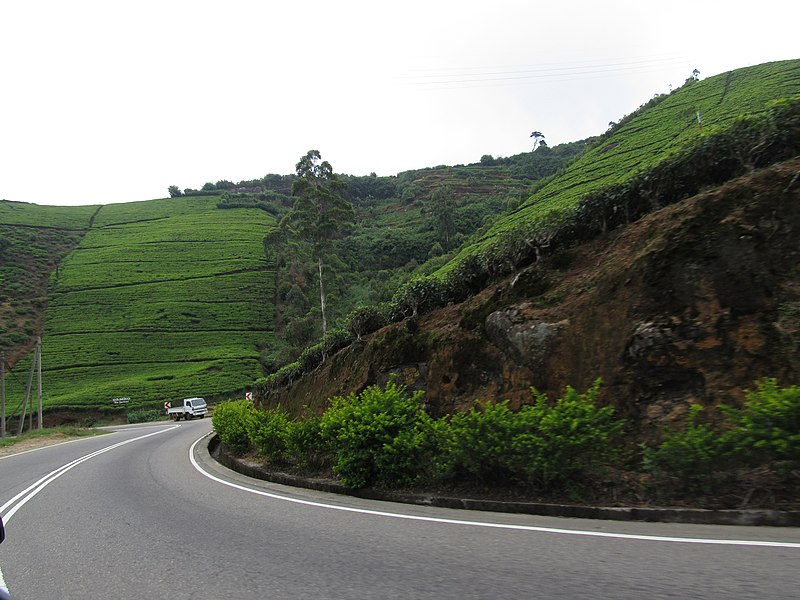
[190,434,800,549]
[1,425,180,523]
[0,435,111,461]
[0,423,179,462]
[0,424,180,597]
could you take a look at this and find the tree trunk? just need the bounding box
[318,256,327,334]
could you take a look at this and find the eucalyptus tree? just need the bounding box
[282,150,354,334]
[530,131,545,151]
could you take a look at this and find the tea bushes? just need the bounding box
[212,399,254,453]
[441,380,623,486]
[218,378,624,490]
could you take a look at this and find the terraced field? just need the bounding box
[4,196,275,412]
[0,201,98,354]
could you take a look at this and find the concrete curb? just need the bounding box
[208,435,800,527]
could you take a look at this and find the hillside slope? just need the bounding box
[3,196,275,415]
[448,59,800,271]
[0,201,97,362]
[259,158,800,440]
[256,59,800,430]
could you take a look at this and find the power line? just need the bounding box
[398,55,690,89]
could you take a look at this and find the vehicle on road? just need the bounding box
[166,397,207,420]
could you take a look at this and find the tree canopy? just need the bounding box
[282,150,354,333]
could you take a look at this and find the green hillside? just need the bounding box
[0,201,98,353]
[3,58,798,418]
[449,59,800,268]
[3,196,275,413]
[252,58,800,393]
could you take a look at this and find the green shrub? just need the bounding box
[642,405,730,492]
[389,275,450,320]
[246,406,290,462]
[319,378,438,488]
[441,380,623,487]
[513,381,624,485]
[285,414,331,471]
[440,400,518,483]
[126,409,163,424]
[724,378,800,465]
[212,400,254,453]
[298,343,324,372]
[321,327,354,357]
[346,304,390,340]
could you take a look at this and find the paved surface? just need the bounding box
[1,421,799,599]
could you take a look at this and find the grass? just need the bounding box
[0,200,98,229]
[0,425,108,450]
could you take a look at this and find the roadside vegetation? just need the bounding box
[216,378,624,490]
[0,424,107,452]
[215,377,800,507]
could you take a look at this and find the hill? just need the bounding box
[2,144,577,418]
[2,196,275,417]
[447,59,800,274]
[254,58,800,428]
[1,58,798,427]
[0,201,98,360]
[259,157,800,441]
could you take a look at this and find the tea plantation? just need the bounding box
[3,195,275,412]
[447,59,800,268]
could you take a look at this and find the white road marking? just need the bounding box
[0,424,180,597]
[190,433,800,549]
[0,425,179,522]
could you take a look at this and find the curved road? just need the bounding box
[1,421,799,599]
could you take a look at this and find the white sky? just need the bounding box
[1,0,797,206]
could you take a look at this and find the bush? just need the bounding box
[319,378,439,488]
[321,327,354,357]
[346,304,390,340]
[441,380,623,487]
[246,406,290,462]
[389,275,450,320]
[724,378,800,465]
[212,400,254,453]
[298,343,324,372]
[440,400,518,483]
[126,409,163,424]
[285,414,331,471]
[642,405,730,492]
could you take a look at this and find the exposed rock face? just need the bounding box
[485,310,568,371]
[259,159,800,439]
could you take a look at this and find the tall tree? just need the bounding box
[282,150,354,334]
[429,185,456,248]
[530,131,545,151]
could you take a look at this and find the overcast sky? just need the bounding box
[1,1,797,206]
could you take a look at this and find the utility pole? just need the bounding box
[37,337,43,430]
[1,350,6,438]
[17,349,37,436]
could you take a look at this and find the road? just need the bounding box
[1,420,799,599]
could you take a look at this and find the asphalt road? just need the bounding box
[1,420,799,599]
